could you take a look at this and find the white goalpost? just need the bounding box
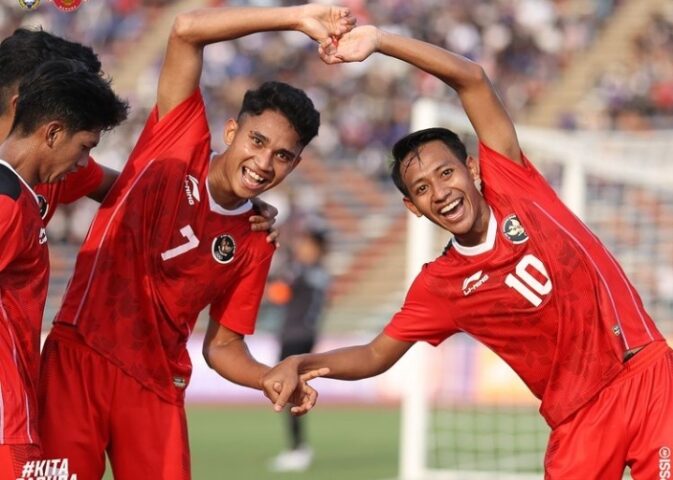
[398,98,673,480]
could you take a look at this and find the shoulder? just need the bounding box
[0,163,21,201]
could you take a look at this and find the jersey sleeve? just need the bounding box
[478,142,559,203]
[383,267,459,346]
[111,89,210,197]
[56,157,104,204]
[0,197,23,272]
[209,252,274,335]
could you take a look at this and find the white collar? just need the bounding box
[0,159,39,206]
[452,207,496,256]
[206,152,252,216]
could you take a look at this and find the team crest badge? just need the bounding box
[502,214,528,244]
[212,234,236,264]
[51,0,84,11]
[18,0,40,9]
[37,194,49,220]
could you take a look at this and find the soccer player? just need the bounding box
[38,4,353,479]
[0,28,279,232]
[261,25,673,478]
[0,59,127,478]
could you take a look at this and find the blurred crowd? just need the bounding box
[1,0,671,331]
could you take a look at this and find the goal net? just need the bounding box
[398,98,673,480]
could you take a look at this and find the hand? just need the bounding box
[298,4,356,53]
[249,197,279,246]
[261,357,329,413]
[319,25,380,64]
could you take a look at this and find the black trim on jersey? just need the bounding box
[443,240,453,255]
[0,164,20,201]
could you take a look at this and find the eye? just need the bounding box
[276,151,292,162]
[415,184,428,195]
[441,168,453,177]
[250,135,263,146]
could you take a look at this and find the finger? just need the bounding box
[273,383,295,413]
[299,367,330,382]
[266,230,280,247]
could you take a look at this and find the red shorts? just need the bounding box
[38,325,191,480]
[545,341,673,479]
[0,445,40,480]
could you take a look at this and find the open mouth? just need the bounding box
[440,197,464,221]
[241,165,269,190]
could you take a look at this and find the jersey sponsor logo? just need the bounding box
[38,227,47,245]
[502,214,528,244]
[17,0,40,9]
[212,234,236,264]
[462,270,489,296]
[184,175,200,206]
[37,194,49,220]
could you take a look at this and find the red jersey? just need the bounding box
[54,90,274,405]
[384,142,662,428]
[33,157,103,224]
[0,160,49,445]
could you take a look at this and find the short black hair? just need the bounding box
[391,127,468,196]
[10,59,128,136]
[0,28,101,115]
[238,81,320,148]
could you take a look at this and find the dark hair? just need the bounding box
[391,127,468,196]
[10,59,128,136]
[238,81,320,147]
[0,28,101,115]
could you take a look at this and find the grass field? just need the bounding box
[103,405,400,480]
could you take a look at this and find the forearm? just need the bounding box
[376,29,484,93]
[294,345,396,381]
[171,6,305,47]
[204,336,269,390]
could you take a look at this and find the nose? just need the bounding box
[254,151,273,172]
[77,155,89,168]
[433,181,451,203]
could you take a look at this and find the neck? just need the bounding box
[207,153,247,210]
[0,136,39,186]
[454,198,491,247]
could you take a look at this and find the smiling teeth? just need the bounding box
[441,199,461,214]
[245,167,265,183]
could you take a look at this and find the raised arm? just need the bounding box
[158,4,355,119]
[262,332,413,411]
[321,25,521,164]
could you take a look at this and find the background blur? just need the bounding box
[3,0,672,478]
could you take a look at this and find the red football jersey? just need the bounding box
[384,142,662,428]
[33,157,103,224]
[54,90,274,405]
[0,160,49,445]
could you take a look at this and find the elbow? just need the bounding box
[202,344,215,370]
[459,62,489,91]
[170,11,199,44]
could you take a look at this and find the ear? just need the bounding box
[10,94,18,114]
[402,196,422,217]
[44,121,65,148]
[223,118,238,146]
[466,155,481,182]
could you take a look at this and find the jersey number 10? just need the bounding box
[504,254,552,307]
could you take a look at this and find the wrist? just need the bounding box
[374,27,384,52]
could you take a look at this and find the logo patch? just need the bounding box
[462,270,489,296]
[212,234,235,264]
[36,194,49,220]
[184,175,200,206]
[51,0,84,11]
[502,214,528,244]
[18,0,40,9]
[38,227,47,245]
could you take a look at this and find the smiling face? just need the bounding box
[401,140,490,246]
[39,124,100,183]
[211,110,303,209]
